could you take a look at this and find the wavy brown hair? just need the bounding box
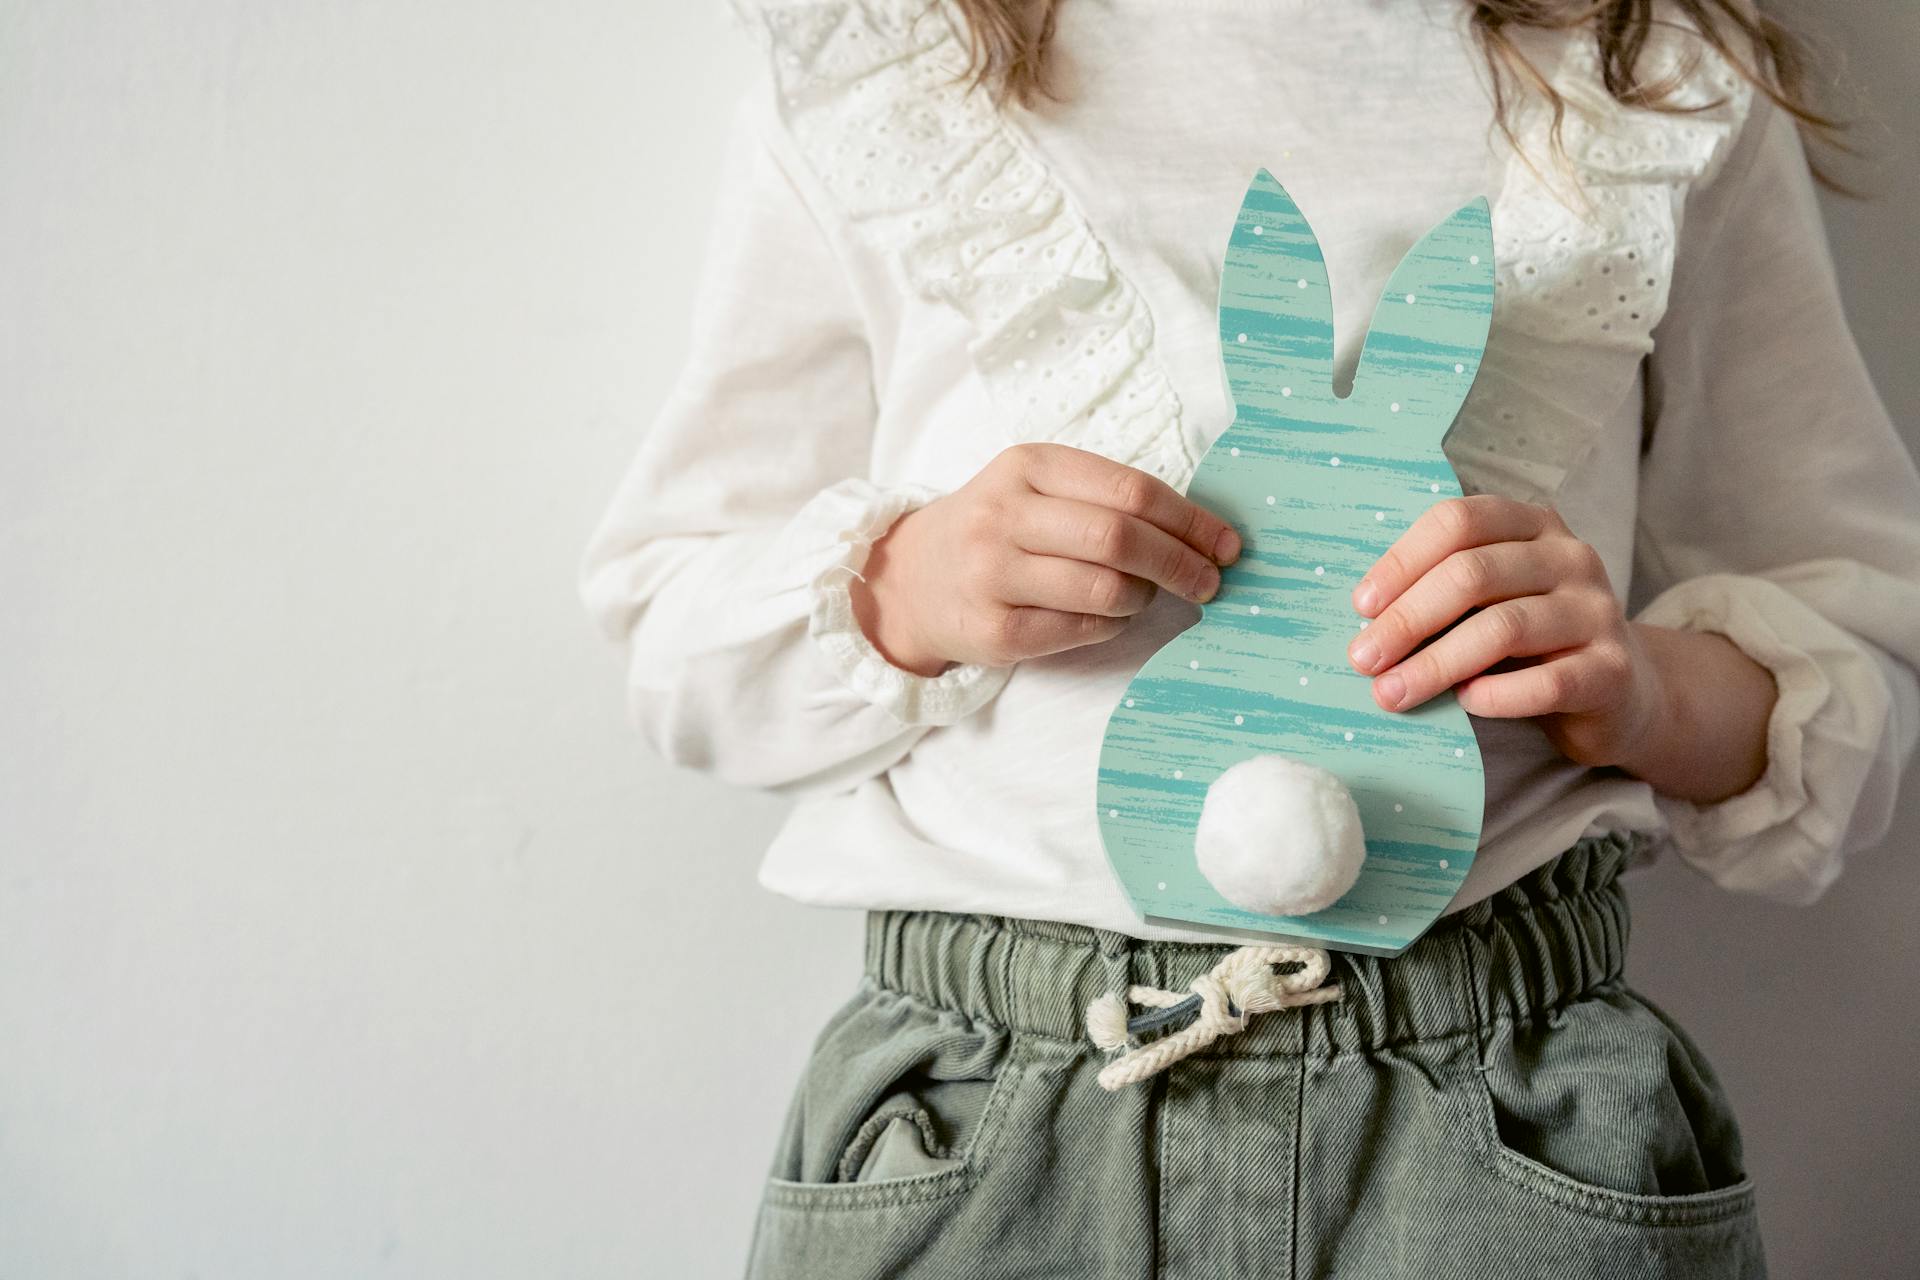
[947,0,1857,195]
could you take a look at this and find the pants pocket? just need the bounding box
[1458,983,1759,1228]
[760,978,1024,1211]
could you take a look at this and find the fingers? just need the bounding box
[1012,443,1241,567]
[1010,491,1224,605]
[994,605,1133,662]
[1353,495,1559,617]
[1365,595,1601,713]
[1454,649,1629,720]
[999,551,1159,618]
[1346,539,1585,677]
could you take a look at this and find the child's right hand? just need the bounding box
[848,443,1243,677]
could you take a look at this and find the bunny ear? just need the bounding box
[1349,197,1495,429]
[1218,169,1337,416]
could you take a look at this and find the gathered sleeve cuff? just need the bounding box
[1631,570,1912,902]
[797,477,1015,727]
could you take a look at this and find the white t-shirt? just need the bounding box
[579,0,1920,943]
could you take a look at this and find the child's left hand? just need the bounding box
[1344,494,1667,770]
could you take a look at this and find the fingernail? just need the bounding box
[1213,528,1241,564]
[1376,671,1405,710]
[1354,580,1378,613]
[1192,565,1220,602]
[1349,639,1380,673]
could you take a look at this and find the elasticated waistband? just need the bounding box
[862,828,1648,1057]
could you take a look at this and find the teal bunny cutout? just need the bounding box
[1094,170,1495,957]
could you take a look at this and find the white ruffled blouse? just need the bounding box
[579,0,1920,941]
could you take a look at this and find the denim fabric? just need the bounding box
[744,830,1766,1278]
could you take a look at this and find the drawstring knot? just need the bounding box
[1084,944,1343,1090]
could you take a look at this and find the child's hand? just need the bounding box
[850,443,1242,676]
[1344,494,1668,769]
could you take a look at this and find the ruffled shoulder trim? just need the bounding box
[732,0,1756,511]
[1452,11,1756,506]
[727,0,1195,488]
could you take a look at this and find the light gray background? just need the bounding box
[3,3,1914,1277]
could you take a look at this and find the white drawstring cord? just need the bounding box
[1083,944,1344,1090]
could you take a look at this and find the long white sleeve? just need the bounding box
[577,88,1012,797]
[1629,94,1920,903]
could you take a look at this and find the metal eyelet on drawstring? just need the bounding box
[1083,944,1344,1090]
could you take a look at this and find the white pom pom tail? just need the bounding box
[1194,754,1366,917]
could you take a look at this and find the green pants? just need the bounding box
[746,830,1766,1278]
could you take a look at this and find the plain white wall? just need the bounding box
[1,3,1913,1277]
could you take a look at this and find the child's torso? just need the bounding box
[746,0,1750,938]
